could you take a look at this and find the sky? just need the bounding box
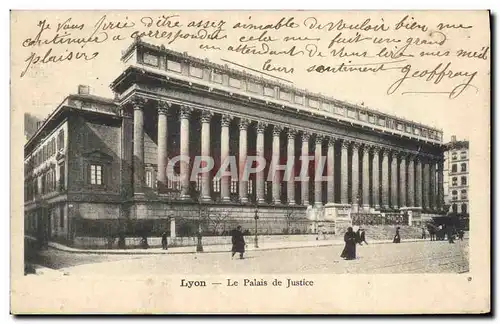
[11,11,491,143]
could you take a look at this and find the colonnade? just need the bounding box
[129,96,444,211]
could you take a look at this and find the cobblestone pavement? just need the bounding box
[35,239,469,275]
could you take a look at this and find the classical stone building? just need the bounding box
[24,40,445,247]
[443,136,469,216]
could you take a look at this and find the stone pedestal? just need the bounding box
[324,203,352,235]
[400,207,422,226]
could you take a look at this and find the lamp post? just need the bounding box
[254,208,259,248]
[196,197,204,252]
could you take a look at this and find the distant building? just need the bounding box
[443,136,469,215]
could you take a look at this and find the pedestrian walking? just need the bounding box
[355,227,363,245]
[231,226,245,259]
[161,231,168,250]
[421,227,427,240]
[458,229,464,241]
[340,227,357,260]
[360,228,368,245]
[393,227,401,243]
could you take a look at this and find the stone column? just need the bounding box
[132,96,146,194]
[361,144,370,209]
[238,118,250,203]
[156,101,170,190]
[430,159,437,211]
[287,129,297,205]
[200,110,213,202]
[340,140,349,204]
[390,151,399,209]
[415,157,423,207]
[314,135,323,206]
[422,158,430,210]
[381,149,390,209]
[327,137,335,203]
[272,125,283,204]
[407,154,415,207]
[399,152,407,208]
[351,142,360,206]
[301,132,311,205]
[220,114,232,202]
[179,105,192,200]
[256,122,267,204]
[437,158,444,211]
[371,146,380,209]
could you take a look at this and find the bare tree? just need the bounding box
[205,211,229,235]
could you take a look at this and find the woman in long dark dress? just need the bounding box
[340,227,357,260]
[393,227,401,243]
[231,226,246,259]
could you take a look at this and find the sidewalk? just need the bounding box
[45,237,429,255]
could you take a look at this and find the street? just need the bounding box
[30,239,469,275]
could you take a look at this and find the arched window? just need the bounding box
[452,204,458,213]
[452,177,457,186]
[461,163,467,172]
[461,176,467,186]
[461,203,467,214]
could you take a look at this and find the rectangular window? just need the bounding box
[368,115,376,124]
[143,53,159,67]
[59,164,65,190]
[146,170,153,188]
[452,177,457,186]
[460,151,467,159]
[167,60,182,73]
[59,205,64,229]
[212,71,223,83]
[90,164,103,185]
[189,66,203,78]
[295,95,304,105]
[461,163,467,172]
[308,99,319,108]
[461,176,467,186]
[452,153,457,161]
[230,180,238,194]
[264,87,274,97]
[347,109,357,119]
[451,164,457,173]
[212,178,220,193]
[247,82,261,93]
[335,105,345,115]
[359,112,368,122]
[405,125,412,133]
[280,91,291,102]
[57,130,64,151]
[378,117,385,126]
[229,77,241,88]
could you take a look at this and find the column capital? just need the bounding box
[371,145,382,154]
[221,114,233,127]
[351,141,361,150]
[201,110,214,123]
[328,136,337,147]
[238,118,251,130]
[121,109,133,118]
[361,143,372,153]
[130,96,148,109]
[287,128,298,139]
[179,105,193,119]
[273,125,283,136]
[341,140,351,149]
[157,100,171,115]
[256,121,268,133]
[391,150,399,158]
[301,131,311,142]
[381,148,391,156]
[315,134,324,144]
[398,151,409,158]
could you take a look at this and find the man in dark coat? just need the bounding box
[393,227,401,243]
[340,227,357,260]
[231,226,245,259]
[360,229,368,245]
[161,231,168,250]
[355,228,363,245]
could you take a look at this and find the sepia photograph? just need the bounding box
[10,9,490,314]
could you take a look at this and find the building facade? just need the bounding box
[443,136,469,215]
[24,40,445,247]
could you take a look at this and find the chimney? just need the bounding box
[451,135,456,143]
[78,85,91,95]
